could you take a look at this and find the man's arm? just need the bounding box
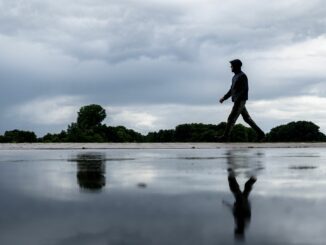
[220,88,232,103]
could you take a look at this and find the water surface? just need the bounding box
[0,148,326,244]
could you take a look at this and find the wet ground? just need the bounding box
[0,148,326,244]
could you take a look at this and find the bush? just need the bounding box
[3,130,37,143]
[267,121,326,142]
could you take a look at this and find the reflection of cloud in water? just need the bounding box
[16,163,79,202]
[256,179,326,199]
[55,228,148,245]
[108,164,157,188]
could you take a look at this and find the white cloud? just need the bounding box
[249,96,326,133]
[247,35,326,77]
[105,104,228,134]
[8,96,83,125]
[109,108,158,130]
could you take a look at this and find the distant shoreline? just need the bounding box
[1,142,326,150]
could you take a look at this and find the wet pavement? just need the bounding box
[0,148,326,244]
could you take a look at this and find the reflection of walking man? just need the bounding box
[218,59,265,142]
[224,173,257,240]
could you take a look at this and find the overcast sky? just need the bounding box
[1,0,326,136]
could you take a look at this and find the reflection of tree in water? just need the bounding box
[75,153,106,191]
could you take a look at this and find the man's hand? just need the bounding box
[219,97,225,103]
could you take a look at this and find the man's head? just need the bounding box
[230,59,242,73]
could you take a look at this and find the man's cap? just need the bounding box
[230,59,242,67]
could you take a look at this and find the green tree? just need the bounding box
[42,130,67,142]
[145,129,175,142]
[108,126,143,142]
[0,135,5,143]
[228,124,257,142]
[66,104,107,142]
[66,122,105,142]
[230,124,248,142]
[77,104,106,130]
[175,124,192,142]
[174,123,226,142]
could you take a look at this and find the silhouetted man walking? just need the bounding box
[218,59,265,141]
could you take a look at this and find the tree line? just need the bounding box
[0,104,325,143]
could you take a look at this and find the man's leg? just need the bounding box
[228,175,242,199]
[222,101,246,139]
[243,177,257,199]
[241,106,265,140]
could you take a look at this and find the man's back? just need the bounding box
[231,71,248,102]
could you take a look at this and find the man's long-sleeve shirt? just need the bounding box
[223,71,249,102]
